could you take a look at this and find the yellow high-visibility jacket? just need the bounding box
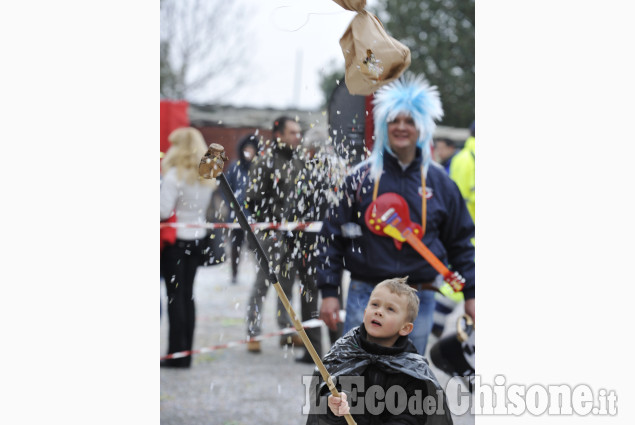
[449,136,475,222]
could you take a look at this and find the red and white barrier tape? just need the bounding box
[160,221,323,232]
[160,317,339,360]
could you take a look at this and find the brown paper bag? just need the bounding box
[339,11,411,96]
[332,0,366,12]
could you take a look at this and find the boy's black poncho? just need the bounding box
[305,325,454,424]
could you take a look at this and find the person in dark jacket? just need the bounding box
[306,277,453,424]
[317,73,475,356]
[294,127,349,357]
[432,137,457,174]
[243,116,322,359]
[225,133,259,284]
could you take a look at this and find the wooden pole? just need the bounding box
[199,144,355,424]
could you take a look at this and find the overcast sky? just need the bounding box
[206,0,375,111]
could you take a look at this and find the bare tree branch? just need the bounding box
[160,0,255,102]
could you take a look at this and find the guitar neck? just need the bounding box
[402,231,465,293]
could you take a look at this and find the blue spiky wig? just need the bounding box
[361,73,444,180]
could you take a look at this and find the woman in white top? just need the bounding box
[160,127,216,368]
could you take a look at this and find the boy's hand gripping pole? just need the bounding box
[199,144,356,425]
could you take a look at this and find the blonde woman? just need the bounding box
[160,127,216,368]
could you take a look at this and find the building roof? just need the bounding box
[188,103,327,131]
[188,103,470,143]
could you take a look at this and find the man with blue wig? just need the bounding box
[317,73,475,355]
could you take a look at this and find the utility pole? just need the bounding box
[292,48,303,107]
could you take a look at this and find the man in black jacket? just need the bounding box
[243,116,323,360]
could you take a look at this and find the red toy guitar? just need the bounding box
[365,192,465,293]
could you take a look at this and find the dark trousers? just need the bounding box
[230,229,245,279]
[294,255,323,358]
[160,239,205,366]
[246,236,322,357]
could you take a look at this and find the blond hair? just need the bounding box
[372,276,419,322]
[161,127,214,186]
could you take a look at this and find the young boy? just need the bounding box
[306,277,453,424]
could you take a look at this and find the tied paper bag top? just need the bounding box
[332,0,366,11]
[339,10,411,95]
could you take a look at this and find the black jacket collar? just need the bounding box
[383,147,423,173]
[359,323,417,356]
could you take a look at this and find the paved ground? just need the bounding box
[160,250,474,425]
